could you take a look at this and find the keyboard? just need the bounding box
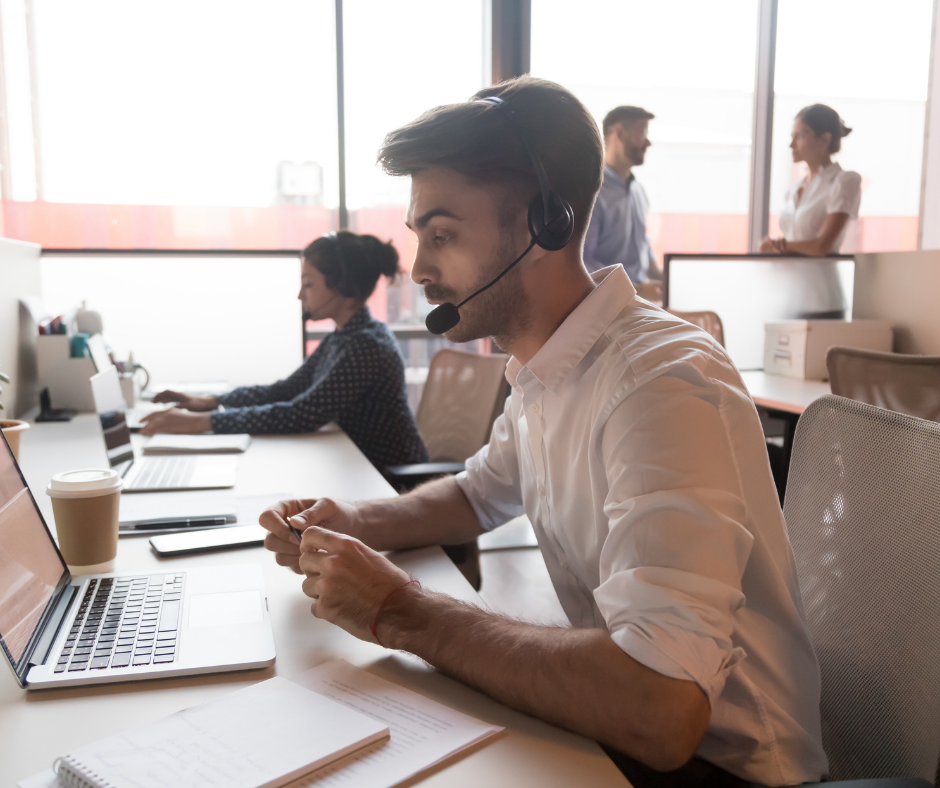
[127,456,196,490]
[54,574,184,673]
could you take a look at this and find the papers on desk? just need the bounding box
[19,661,502,788]
[285,660,504,788]
[143,433,251,454]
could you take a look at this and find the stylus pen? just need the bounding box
[131,516,230,531]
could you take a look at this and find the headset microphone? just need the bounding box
[424,95,574,336]
[425,239,538,335]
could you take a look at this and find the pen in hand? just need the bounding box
[286,516,304,545]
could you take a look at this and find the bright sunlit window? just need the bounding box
[530,0,759,260]
[770,0,934,252]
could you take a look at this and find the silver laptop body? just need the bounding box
[90,368,237,493]
[0,430,275,690]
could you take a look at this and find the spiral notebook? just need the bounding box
[30,677,389,788]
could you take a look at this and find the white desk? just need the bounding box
[740,370,831,415]
[2,415,628,787]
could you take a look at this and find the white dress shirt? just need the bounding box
[778,161,861,251]
[456,266,827,786]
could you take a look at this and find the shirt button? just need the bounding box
[531,404,540,415]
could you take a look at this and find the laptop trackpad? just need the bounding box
[188,590,263,628]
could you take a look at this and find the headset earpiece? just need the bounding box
[527,191,574,252]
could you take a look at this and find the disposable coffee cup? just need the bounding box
[46,469,123,575]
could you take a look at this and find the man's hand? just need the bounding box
[151,389,219,411]
[259,497,361,574]
[298,526,412,643]
[138,408,212,436]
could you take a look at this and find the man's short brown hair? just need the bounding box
[602,106,655,138]
[378,76,604,237]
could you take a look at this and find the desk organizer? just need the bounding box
[36,335,97,411]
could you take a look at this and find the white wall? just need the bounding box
[854,250,940,353]
[0,238,42,418]
[40,253,303,391]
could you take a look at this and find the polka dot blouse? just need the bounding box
[211,307,428,470]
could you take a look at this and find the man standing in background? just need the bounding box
[584,105,662,301]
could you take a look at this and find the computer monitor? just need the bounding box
[663,253,855,371]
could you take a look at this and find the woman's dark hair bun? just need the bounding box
[796,103,852,154]
[302,231,400,301]
[358,234,401,279]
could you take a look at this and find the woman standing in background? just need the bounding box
[761,103,861,256]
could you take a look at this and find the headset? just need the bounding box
[424,95,575,335]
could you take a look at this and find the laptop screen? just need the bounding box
[90,368,135,468]
[0,433,67,669]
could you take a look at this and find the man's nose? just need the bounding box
[411,244,438,286]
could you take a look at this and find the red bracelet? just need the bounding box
[369,579,419,648]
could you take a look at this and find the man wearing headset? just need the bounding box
[259,77,826,787]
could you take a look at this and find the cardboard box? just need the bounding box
[764,320,893,380]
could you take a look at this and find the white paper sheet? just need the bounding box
[285,660,503,788]
[143,434,251,454]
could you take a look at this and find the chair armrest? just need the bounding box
[384,462,466,493]
[386,462,466,477]
[802,780,934,787]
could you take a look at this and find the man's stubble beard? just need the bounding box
[424,232,532,347]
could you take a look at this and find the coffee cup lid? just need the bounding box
[46,469,123,498]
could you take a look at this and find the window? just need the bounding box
[343,0,489,327]
[530,0,759,261]
[770,0,934,252]
[0,0,338,248]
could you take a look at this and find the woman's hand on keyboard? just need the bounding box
[138,408,212,436]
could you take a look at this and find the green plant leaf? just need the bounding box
[0,372,10,384]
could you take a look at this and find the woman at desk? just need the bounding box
[760,103,861,256]
[140,232,429,471]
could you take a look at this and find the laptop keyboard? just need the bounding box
[54,574,184,673]
[127,456,196,490]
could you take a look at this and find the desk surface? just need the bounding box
[740,370,831,415]
[2,416,628,787]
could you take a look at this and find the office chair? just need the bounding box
[827,347,940,422]
[386,349,511,590]
[784,395,940,785]
[666,309,725,347]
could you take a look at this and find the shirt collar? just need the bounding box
[603,164,634,190]
[810,161,842,187]
[335,306,372,335]
[505,266,636,394]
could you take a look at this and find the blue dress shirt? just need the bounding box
[583,165,654,283]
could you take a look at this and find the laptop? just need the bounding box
[86,334,168,430]
[90,368,238,493]
[0,431,275,689]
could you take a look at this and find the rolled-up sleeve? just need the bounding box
[455,395,525,532]
[593,371,755,708]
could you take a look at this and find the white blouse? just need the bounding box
[779,162,861,251]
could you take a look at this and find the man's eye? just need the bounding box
[434,234,451,245]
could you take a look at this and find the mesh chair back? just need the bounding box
[666,309,725,347]
[784,395,940,781]
[827,347,940,423]
[416,349,510,463]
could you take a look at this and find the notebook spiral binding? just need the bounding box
[54,756,117,788]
